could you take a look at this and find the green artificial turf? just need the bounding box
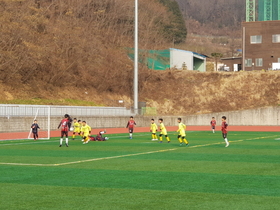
[0,131,280,210]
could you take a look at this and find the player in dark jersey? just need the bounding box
[31,120,40,140]
[126,116,136,139]
[210,117,216,133]
[221,116,229,147]
[58,114,70,147]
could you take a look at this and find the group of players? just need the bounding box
[57,114,108,147]
[31,114,229,148]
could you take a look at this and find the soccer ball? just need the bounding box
[70,127,74,131]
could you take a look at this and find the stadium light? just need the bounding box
[134,0,138,113]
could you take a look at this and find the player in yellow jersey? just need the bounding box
[78,120,83,138]
[81,121,91,144]
[72,118,81,140]
[177,118,189,146]
[150,119,158,141]
[158,118,170,143]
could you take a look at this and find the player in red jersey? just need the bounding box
[221,116,229,147]
[57,114,71,147]
[210,117,216,133]
[126,116,136,139]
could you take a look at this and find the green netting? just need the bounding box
[141,107,157,116]
[127,48,170,70]
[258,0,280,21]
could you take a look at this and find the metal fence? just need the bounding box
[0,104,135,117]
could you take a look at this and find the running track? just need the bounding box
[0,126,279,141]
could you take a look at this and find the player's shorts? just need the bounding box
[128,128,134,133]
[151,129,157,133]
[160,130,167,136]
[212,126,215,129]
[61,130,68,137]
[222,133,227,139]
[179,131,186,137]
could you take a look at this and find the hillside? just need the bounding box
[0,0,279,115]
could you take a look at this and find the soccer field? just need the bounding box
[0,131,280,210]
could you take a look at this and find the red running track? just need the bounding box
[0,126,279,141]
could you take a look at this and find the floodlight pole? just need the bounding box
[134,0,138,113]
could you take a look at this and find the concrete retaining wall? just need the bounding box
[0,106,279,133]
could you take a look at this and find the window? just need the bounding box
[272,34,280,43]
[255,58,263,67]
[245,59,252,67]
[250,35,262,44]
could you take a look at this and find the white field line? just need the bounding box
[0,135,277,167]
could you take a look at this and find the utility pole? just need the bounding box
[134,0,138,113]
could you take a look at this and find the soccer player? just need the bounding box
[72,118,80,140]
[158,118,170,143]
[150,119,158,141]
[31,120,40,141]
[58,114,70,147]
[221,116,229,147]
[210,117,216,133]
[177,118,188,146]
[126,116,136,139]
[81,121,91,144]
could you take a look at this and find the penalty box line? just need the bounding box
[0,135,277,167]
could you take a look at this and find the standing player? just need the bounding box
[150,119,158,141]
[58,114,70,147]
[221,116,229,147]
[31,120,40,141]
[126,116,136,139]
[81,121,91,144]
[177,118,188,146]
[158,118,170,143]
[210,117,216,133]
[72,118,81,140]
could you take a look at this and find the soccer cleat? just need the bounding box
[59,145,62,147]
[159,141,162,143]
[168,141,171,143]
[180,143,183,146]
[66,144,69,147]
[225,143,229,147]
[186,143,189,147]
[83,142,86,144]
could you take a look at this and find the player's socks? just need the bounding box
[130,133,132,139]
[178,137,183,143]
[225,138,229,147]
[183,138,189,145]
[151,134,154,140]
[60,138,63,145]
[72,135,75,139]
[167,137,170,142]
[66,138,68,145]
[155,135,158,140]
[160,136,163,141]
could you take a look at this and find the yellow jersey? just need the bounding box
[73,122,80,132]
[150,123,158,133]
[177,122,186,136]
[81,124,91,136]
[159,123,167,135]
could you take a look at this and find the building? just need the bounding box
[220,57,242,71]
[170,48,206,72]
[243,0,280,71]
[242,20,280,71]
[127,48,207,72]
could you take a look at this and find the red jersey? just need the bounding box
[58,118,69,131]
[127,120,136,128]
[210,120,216,126]
[221,121,228,134]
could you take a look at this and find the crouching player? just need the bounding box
[177,118,189,146]
[81,121,91,144]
